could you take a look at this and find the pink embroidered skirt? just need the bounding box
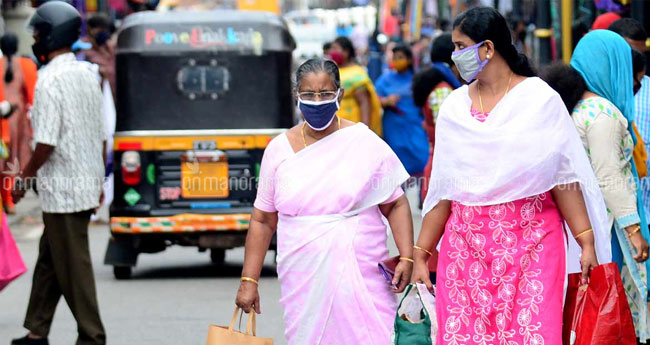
[436,192,565,345]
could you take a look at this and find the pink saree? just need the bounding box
[254,123,409,345]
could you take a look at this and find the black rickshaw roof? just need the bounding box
[117,10,296,53]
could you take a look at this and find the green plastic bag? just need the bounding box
[393,284,432,345]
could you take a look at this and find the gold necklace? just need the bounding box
[302,116,341,148]
[478,72,513,114]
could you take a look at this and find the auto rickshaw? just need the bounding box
[104,10,295,279]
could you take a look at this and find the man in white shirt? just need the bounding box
[11,3,106,345]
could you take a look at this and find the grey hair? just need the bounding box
[295,58,341,92]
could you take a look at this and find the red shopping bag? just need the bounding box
[0,212,26,291]
[562,262,636,345]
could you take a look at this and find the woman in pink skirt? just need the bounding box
[412,7,612,345]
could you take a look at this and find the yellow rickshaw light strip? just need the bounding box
[110,214,251,233]
[114,135,274,151]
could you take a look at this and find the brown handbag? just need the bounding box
[205,307,273,345]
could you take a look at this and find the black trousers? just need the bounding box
[23,210,106,345]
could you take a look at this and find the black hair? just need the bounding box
[453,7,536,77]
[507,13,523,31]
[436,18,450,32]
[295,58,341,92]
[412,67,446,108]
[87,13,114,33]
[323,42,332,52]
[333,36,356,60]
[609,18,648,41]
[0,33,18,84]
[430,33,455,66]
[539,62,586,113]
[572,20,590,50]
[633,48,646,75]
[392,44,413,58]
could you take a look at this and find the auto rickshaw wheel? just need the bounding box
[113,266,133,280]
[210,248,226,265]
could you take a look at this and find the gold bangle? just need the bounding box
[414,245,433,257]
[627,225,641,238]
[240,277,259,285]
[399,257,414,264]
[574,228,593,239]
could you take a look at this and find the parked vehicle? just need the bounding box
[105,10,295,279]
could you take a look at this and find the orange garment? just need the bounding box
[633,122,648,178]
[0,57,37,207]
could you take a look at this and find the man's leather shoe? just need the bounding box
[10,335,49,345]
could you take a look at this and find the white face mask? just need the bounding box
[451,41,489,82]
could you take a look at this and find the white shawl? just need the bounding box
[423,77,612,273]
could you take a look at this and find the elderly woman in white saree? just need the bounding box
[235,58,415,345]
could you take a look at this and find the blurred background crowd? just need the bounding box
[0,0,647,72]
[0,0,647,212]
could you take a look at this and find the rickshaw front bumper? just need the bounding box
[110,213,251,234]
[104,212,259,268]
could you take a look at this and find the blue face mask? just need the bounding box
[298,89,340,131]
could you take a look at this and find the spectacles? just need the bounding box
[298,90,338,101]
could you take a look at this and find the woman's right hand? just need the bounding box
[235,281,261,314]
[411,260,434,293]
[387,94,400,106]
[579,244,599,285]
[382,94,400,107]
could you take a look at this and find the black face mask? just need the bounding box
[94,31,110,46]
[32,40,50,65]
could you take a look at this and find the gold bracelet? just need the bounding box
[574,228,593,239]
[240,277,259,285]
[413,245,433,257]
[627,225,641,238]
[399,257,414,264]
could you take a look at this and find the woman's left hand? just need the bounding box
[629,231,650,262]
[391,260,412,293]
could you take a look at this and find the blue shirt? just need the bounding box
[375,70,429,175]
[636,75,650,220]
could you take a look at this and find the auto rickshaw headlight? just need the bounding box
[121,151,141,186]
